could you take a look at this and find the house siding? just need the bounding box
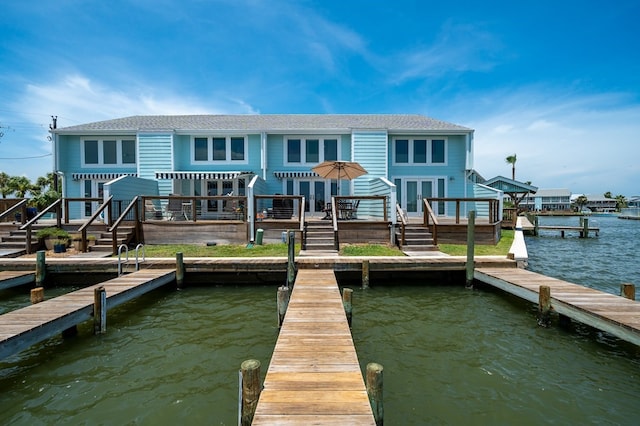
[352,131,387,196]
[138,133,173,195]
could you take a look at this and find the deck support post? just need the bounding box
[30,287,44,304]
[621,283,636,300]
[176,252,185,289]
[239,359,261,426]
[538,285,551,327]
[362,260,370,289]
[277,285,290,328]
[36,250,46,286]
[287,231,295,287]
[342,288,353,327]
[534,215,539,236]
[366,362,384,426]
[465,210,476,289]
[93,286,106,334]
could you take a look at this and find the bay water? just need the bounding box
[1,216,639,424]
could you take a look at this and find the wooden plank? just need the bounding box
[253,269,375,424]
[475,268,640,346]
[0,271,35,290]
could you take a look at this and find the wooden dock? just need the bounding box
[475,268,640,345]
[0,269,175,360]
[0,271,34,290]
[252,269,375,425]
[536,225,600,237]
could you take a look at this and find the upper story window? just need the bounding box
[286,137,338,164]
[192,136,247,164]
[82,138,136,166]
[393,137,447,165]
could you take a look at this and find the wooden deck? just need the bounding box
[252,269,375,425]
[0,269,175,360]
[0,270,34,290]
[475,268,640,345]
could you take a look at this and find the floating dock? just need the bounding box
[0,269,175,360]
[475,268,640,346]
[252,269,375,424]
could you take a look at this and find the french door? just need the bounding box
[83,180,105,218]
[295,179,337,216]
[396,178,445,217]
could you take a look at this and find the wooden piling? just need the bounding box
[465,210,476,288]
[286,231,295,287]
[277,285,290,328]
[581,217,589,238]
[366,362,384,426]
[621,283,636,301]
[342,288,353,327]
[538,285,551,327]
[30,287,44,304]
[36,250,46,286]
[362,260,370,289]
[534,215,539,236]
[240,359,261,426]
[176,252,185,289]
[93,286,106,334]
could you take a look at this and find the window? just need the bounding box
[286,136,340,164]
[82,137,136,166]
[191,136,248,163]
[393,137,447,165]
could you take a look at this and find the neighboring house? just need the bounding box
[520,188,572,211]
[577,194,618,212]
[482,176,538,209]
[50,114,480,220]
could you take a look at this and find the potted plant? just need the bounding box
[87,235,97,246]
[70,233,83,250]
[36,227,70,250]
[53,239,67,253]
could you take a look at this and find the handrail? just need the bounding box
[77,196,113,253]
[134,243,145,271]
[426,197,500,225]
[18,199,63,254]
[108,196,140,255]
[299,197,306,232]
[117,244,129,276]
[63,197,102,224]
[422,199,439,245]
[396,203,407,247]
[331,197,339,250]
[0,199,28,223]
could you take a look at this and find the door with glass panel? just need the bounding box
[403,179,434,217]
[297,179,335,216]
[83,180,105,219]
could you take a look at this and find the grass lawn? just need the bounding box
[138,230,513,258]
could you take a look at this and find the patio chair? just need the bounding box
[166,196,185,220]
[350,200,360,219]
[145,199,164,220]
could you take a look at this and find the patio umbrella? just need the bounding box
[312,160,368,193]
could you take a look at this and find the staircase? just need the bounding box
[87,225,137,253]
[0,225,39,256]
[397,224,439,254]
[303,220,337,252]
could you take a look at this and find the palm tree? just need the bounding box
[615,194,627,211]
[0,172,12,198]
[505,154,517,180]
[8,176,34,198]
[575,195,588,212]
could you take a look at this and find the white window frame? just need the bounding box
[284,135,340,165]
[81,137,136,167]
[190,135,249,164]
[392,137,448,166]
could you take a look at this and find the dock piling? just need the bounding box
[362,260,370,289]
[93,286,106,334]
[342,287,353,327]
[581,217,589,238]
[466,210,476,288]
[30,287,44,304]
[176,252,185,289]
[538,285,551,327]
[36,250,45,286]
[239,359,261,426]
[366,362,384,426]
[621,283,636,301]
[277,285,290,328]
[286,231,295,287]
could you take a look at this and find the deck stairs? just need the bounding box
[0,225,39,255]
[397,223,439,253]
[303,220,337,252]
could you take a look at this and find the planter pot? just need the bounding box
[53,243,66,253]
[44,238,55,250]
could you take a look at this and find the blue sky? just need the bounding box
[1,0,639,197]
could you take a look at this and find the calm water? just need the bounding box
[1,216,639,425]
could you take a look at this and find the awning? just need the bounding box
[72,173,137,180]
[273,171,320,178]
[155,171,253,180]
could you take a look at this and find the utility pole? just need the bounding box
[50,116,58,191]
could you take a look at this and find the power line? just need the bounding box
[0,153,52,160]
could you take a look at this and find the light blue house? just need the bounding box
[51,114,481,220]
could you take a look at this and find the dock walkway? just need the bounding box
[475,268,640,345]
[0,270,34,290]
[0,268,175,360]
[252,269,375,425]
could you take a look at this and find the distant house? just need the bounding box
[578,194,618,212]
[50,114,490,220]
[521,188,571,211]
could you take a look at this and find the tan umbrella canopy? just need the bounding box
[312,160,367,180]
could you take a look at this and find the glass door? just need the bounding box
[297,179,334,216]
[83,180,105,219]
[404,179,434,216]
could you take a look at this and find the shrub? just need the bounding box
[36,227,70,241]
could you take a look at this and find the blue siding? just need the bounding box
[139,133,173,195]
[352,131,387,196]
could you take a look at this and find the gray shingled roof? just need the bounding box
[53,114,472,133]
